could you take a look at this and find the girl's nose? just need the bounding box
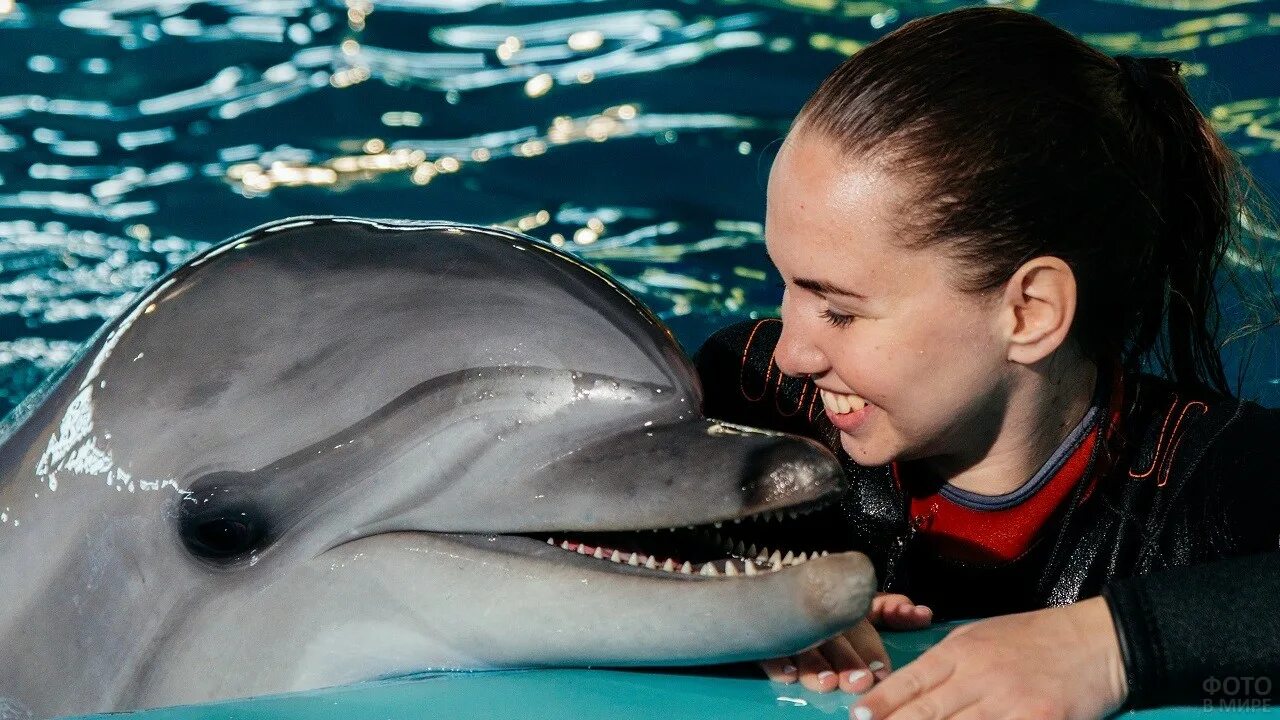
[774,318,829,379]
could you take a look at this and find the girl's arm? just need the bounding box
[1102,550,1280,709]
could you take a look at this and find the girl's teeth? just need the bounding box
[820,389,868,415]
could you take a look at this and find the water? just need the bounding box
[2,2,1279,717]
[0,0,1279,417]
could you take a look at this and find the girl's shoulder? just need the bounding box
[1121,370,1280,460]
[1121,370,1280,555]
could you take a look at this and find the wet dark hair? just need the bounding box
[795,6,1277,398]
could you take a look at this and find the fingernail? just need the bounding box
[847,670,869,684]
[853,706,873,720]
[818,671,835,684]
[867,661,885,672]
[782,664,797,675]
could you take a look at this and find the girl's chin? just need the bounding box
[838,431,891,467]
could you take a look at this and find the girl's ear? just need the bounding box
[1000,256,1078,366]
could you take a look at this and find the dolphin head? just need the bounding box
[0,217,873,715]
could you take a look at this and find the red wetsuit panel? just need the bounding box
[894,365,1125,565]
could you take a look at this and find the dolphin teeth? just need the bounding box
[593,547,605,559]
[733,517,742,524]
[769,550,782,565]
[733,541,745,555]
[577,545,589,555]
[796,552,808,563]
[662,559,676,572]
[821,550,830,557]
[714,521,723,529]
[699,563,718,576]
[744,562,758,576]
[610,550,622,563]
[771,559,783,572]
[755,547,768,562]
[546,537,555,545]
[747,544,757,557]
[788,511,799,520]
[628,553,640,566]
[724,562,738,576]
[561,541,573,550]
[782,551,795,565]
[645,556,658,569]
[680,561,693,574]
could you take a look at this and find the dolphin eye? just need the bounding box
[178,474,271,563]
[185,513,265,560]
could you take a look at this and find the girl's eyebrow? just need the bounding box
[792,277,869,300]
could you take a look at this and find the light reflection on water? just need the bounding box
[1,0,1279,415]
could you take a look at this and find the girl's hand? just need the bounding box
[850,597,1128,720]
[760,593,933,693]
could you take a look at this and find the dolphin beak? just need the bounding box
[517,418,845,533]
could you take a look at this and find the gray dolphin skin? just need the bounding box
[0,217,874,718]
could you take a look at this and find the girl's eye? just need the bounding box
[820,307,857,328]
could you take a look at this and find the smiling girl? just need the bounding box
[694,6,1280,714]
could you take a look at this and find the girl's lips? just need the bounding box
[825,402,875,434]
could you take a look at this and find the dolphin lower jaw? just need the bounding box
[122,534,874,707]
[302,532,876,669]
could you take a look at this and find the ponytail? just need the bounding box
[1113,55,1237,396]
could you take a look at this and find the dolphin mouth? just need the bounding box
[512,491,852,579]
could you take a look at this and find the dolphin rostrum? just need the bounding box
[0,217,874,717]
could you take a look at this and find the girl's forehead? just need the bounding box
[766,134,908,267]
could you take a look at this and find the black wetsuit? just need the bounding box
[694,319,1280,709]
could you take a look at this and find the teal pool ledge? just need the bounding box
[72,623,1277,720]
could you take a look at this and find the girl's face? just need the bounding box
[765,129,1012,468]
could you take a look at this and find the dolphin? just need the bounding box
[0,217,874,718]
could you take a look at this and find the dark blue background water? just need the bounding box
[3,4,1278,717]
[1,0,1278,416]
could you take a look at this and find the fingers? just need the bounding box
[842,619,892,685]
[858,684,978,720]
[948,703,986,720]
[795,647,840,692]
[759,657,799,684]
[869,593,909,624]
[881,603,933,631]
[853,652,957,720]
[817,633,874,693]
[758,648,844,692]
[871,593,933,630]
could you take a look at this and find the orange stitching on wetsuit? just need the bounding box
[775,375,808,417]
[738,319,779,402]
[1129,393,1179,479]
[1157,401,1208,488]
